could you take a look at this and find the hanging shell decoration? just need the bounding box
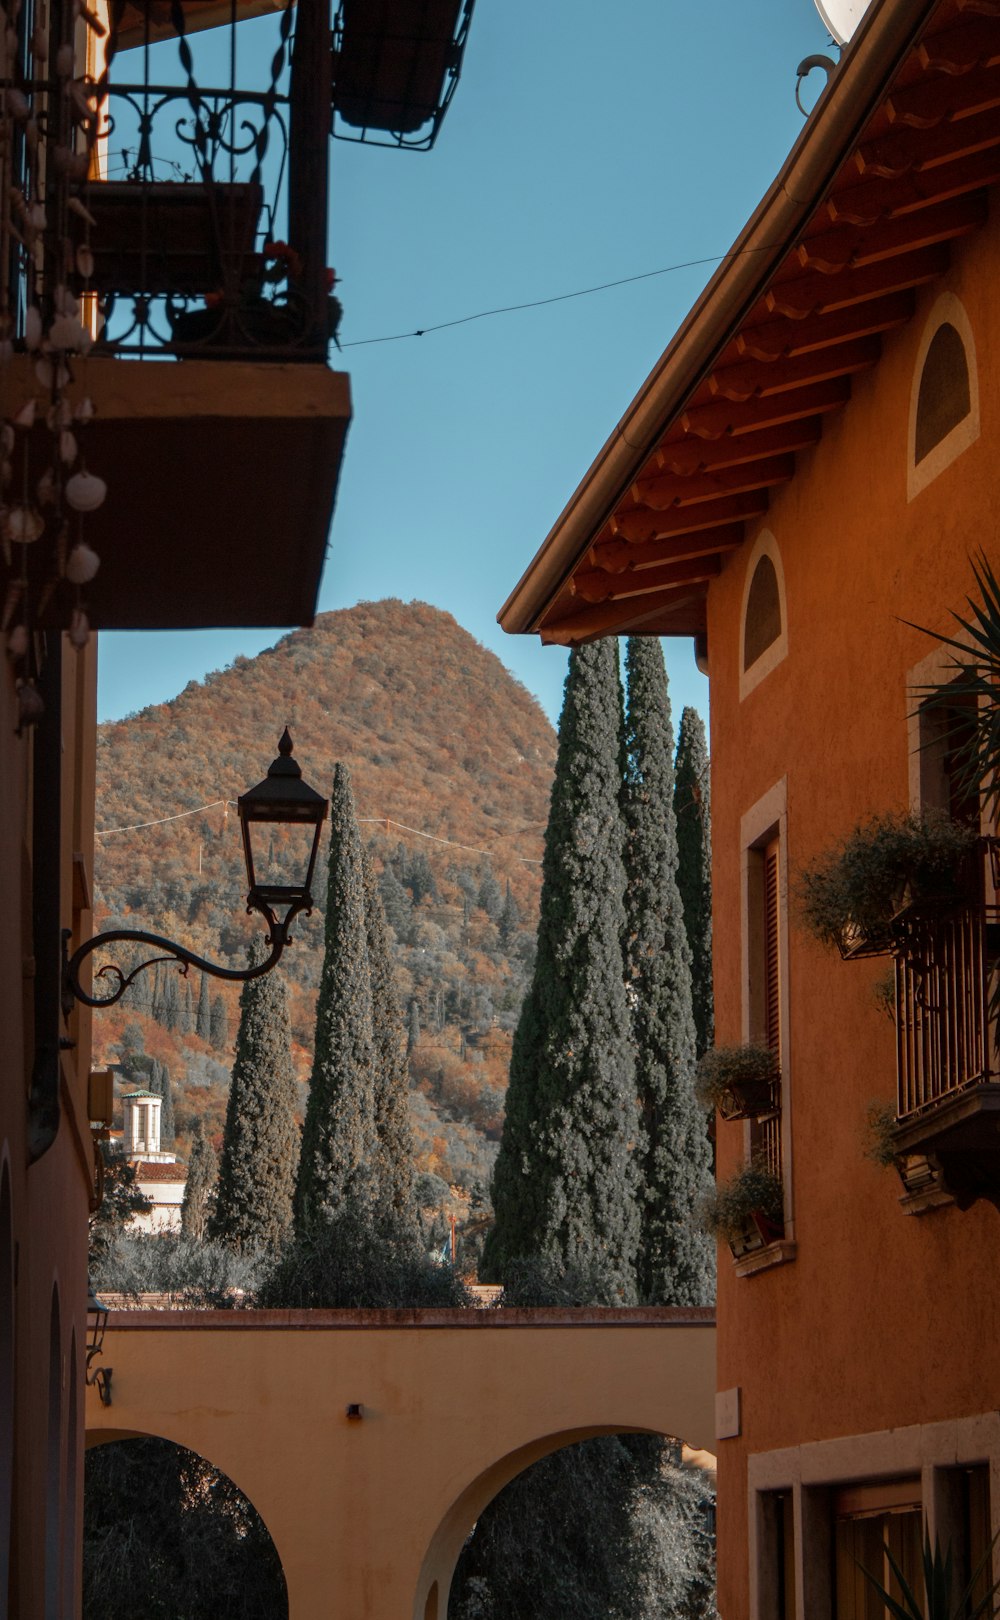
[0,0,108,731]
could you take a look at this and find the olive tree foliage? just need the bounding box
[84,1437,288,1620]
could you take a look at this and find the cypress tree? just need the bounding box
[362,848,416,1222]
[674,706,714,1059]
[294,764,377,1233]
[406,998,420,1056]
[210,942,299,1252]
[181,1122,217,1240]
[209,994,228,1052]
[152,1060,176,1151]
[162,971,179,1032]
[178,979,193,1035]
[624,638,715,1305]
[498,881,521,948]
[196,973,212,1040]
[482,640,639,1299]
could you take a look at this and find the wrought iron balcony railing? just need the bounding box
[891,839,1000,1209]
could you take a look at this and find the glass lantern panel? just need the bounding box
[252,821,321,899]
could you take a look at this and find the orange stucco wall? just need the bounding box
[707,192,1000,1616]
[85,1307,716,1620]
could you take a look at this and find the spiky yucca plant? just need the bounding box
[911,550,1000,818]
[860,1532,999,1620]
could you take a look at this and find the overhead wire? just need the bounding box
[339,242,778,349]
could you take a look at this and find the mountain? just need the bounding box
[92,599,556,1204]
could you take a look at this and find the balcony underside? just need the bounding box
[30,357,351,630]
[893,1084,1000,1212]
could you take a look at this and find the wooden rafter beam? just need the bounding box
[795,193,984,275]
[708,334,880,403]
[827,142,1000,224]
[856,104,1000,178]
[887,59,1000,126]
[681,375,851,440]
[540,588,705,646]
[592,525,745,574]
[735,291,914,361]
[570,554,721,605]
[650,418,822,477]
[635,452,794,510]
[765,243,949,319]
[607,492,768,544]
[917,16,1000,74]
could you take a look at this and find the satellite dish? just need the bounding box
[813,0,873,45]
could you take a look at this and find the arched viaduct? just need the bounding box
[85,1305,716,1619]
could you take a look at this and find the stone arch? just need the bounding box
[414,1419,703,1620]
[84,1427,290,1618]
[739,530,788,700]
[908,291,979,500]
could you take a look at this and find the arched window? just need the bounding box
[0,1158,13,1610]
[909,294,979,499]
[740,533,788,699]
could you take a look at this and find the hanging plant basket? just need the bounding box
[695,1044,780,1121]
[798,813,980,960]
[701,1159,785,1259]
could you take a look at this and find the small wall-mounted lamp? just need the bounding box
[64,730,328,1011]
[86,1286,113,1406]
[345,1403,364,1421]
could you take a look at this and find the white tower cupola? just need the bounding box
[122,1090,162,1157]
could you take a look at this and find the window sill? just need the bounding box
[733,1239,797,1279]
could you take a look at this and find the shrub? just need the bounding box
[694,1044,779,1117]
[701,1159,784,1245]
[798,813,978,955]
[92,1233,265,1307]
[257,1206,472,1309]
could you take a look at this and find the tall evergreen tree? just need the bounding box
[196,973,212,1040]
[210,942,299,1252]
[181,1122,217,1240]
[482,641,639,1298]
[406,998,420,1056]
[674,706,714,1059]
[294,764,377,1233]
[162,970,180,1032]
[624,638,715,1305]
[498,881,521,948]
[209,994,228,1052]
[178,979,193,1036]
[362,848,416,1222]
[150,1059,176,1151]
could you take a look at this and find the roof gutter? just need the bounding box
[498,0,943,635]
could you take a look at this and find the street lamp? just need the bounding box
[64,729,328,1009]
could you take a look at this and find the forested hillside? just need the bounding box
[92,600,556,1201]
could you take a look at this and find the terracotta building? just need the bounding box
[503,0,1000,1613]
[1,0,476,1611]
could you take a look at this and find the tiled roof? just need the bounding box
[134,1160,187,1183]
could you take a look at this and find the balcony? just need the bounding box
[891,840,1000,1211]
[0,0,350,633]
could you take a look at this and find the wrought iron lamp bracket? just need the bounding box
[62,893,312,1014]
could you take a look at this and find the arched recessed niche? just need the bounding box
[908,293,979,500]
[739,533,788,700]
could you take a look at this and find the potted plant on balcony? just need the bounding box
[695,1044,780,1122]
[798,812,979,959]
[701,1157,785,1260]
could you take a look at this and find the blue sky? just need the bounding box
[96,0,837,730]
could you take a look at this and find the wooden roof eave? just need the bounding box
[497,0,943,639]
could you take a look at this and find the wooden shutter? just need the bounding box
[763,840,781,1057]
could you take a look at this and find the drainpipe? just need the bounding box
[28,635,63,1163]
[288,0,331,357]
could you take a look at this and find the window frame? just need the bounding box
[740,531,789,701]
[907,292,979,502]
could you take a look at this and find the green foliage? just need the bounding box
[910,550,1000,818]
[91,1232,264,1306]
[181,1122,218,1240]
[798,812,978,953]
[89,1142,152,1269]
[197,972,211,1040]
[209,993,229,1051]
[84,1437,287,1620]
[363,847,417,1222]
[258,1206,471,1309]
[701,1158,783,1244]
[694,1045,779,1113]
[498,1253,627,1308]
[295,764,378,1231]
[483,641,639,1299]
[210,943,299,1253]
[859,1532,1000,1620]
[864,1100,900,1169]
[674,706,714,1058]
[623,638,715,1306]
